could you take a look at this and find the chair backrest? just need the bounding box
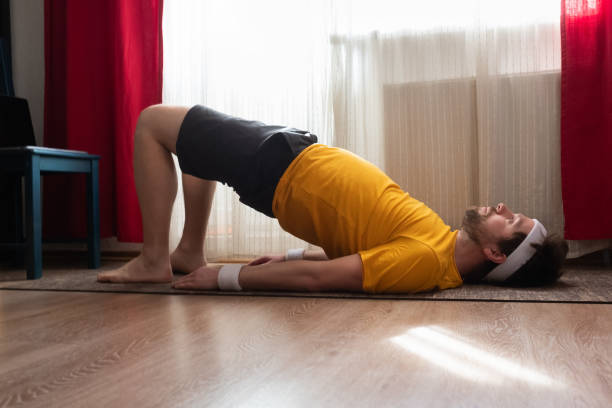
[0,95,36,147]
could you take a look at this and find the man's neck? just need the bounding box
[454,230,486,280]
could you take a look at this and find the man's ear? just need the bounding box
[483,246,507,264]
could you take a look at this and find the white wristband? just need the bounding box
[217,264,244,291]
[285,248,305,261]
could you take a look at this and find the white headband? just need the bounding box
[483,219,547,283]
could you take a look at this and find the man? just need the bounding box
[98,105,568,293]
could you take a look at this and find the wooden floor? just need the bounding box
[0,290,611,408]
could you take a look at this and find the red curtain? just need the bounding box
[44,0,163,242]
[561,0,612,239]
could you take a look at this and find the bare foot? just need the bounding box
[170,246,206,274]
[97,255,172,283]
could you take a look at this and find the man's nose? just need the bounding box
[496,203,513,217]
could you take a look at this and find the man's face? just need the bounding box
[462,203,535,246]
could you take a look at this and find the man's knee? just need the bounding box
[136,104,164,135]
[134,105,189,153]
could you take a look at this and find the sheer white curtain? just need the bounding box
[163,0,333,258]
[330,0,562,230]
[163,0,606,259]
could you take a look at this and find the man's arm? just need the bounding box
[248,248,329,265]
[173,253,363,292]
[241,253,359,291]
[303,248,329,261]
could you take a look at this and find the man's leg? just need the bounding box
[170,173,216,273]
[98,105,191,282]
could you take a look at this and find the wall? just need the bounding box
[10,0,44,145]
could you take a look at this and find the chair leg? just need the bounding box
[12,176,24,267]
[25,154,42,279]
[86,159,100,269]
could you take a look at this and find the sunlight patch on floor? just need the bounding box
[390,325,563,388]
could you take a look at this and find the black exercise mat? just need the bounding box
[1,260,610,303]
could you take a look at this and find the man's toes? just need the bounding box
[97,273,110,282]
[98,271,121,282]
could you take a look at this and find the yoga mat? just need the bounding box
[1,260,610,303]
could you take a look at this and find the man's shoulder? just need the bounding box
[379,237,440,266]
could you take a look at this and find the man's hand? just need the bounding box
[248,255,285,266]
[172,265,222,290]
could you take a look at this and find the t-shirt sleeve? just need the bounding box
[359,240,441,293]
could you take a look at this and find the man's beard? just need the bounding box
[462,207,487,245]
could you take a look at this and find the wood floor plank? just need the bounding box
[0,291,610,408]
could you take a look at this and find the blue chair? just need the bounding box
[0,96,100,279]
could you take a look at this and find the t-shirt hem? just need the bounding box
[271,143,322,218]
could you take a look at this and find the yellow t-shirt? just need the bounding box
[272,144,462,293]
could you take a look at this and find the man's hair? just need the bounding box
[464,233,569,286]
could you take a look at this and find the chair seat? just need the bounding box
[0,146,99,161]
[0,145,94,156]
[0,146,100,174]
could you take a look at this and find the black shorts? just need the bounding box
[175,105,318,218]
